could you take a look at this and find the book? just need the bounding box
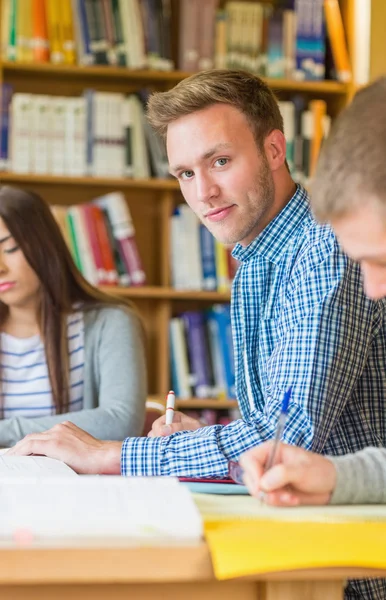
[324,0,352,83]
[0,454,77,478]
[0,468,203,544]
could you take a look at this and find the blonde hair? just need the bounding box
[147,69,284,149]
[311,77,386,222]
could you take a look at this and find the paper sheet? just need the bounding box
[194,493,386,522]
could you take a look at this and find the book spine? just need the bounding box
[10,93,33,173]
[77,0,94,64]
[82,203,107,284]
[66,211,84,272]
[199,224,217,291]
[215,240,230,292]
[178,0,199,71]
[7,0,17,61]
[32,0,50,62]
[92,204,119,285]
[100,207,131,285]
[46,0,64,63]
[205,311,227,400]
[169,318,192,399]
[181,311,212,399]
[61,0,77,64]
[211,304,236,399]
[324,0,352,82]
[100,0,116,64]
[0,83,13,171]
[96,192,146,286]
[309,99,327,178]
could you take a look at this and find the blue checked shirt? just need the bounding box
[121,185,386,478]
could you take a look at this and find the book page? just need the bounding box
[0,455,77,478]
[194,493,386,522]
[0,476,203,545]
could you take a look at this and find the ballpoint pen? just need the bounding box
[228,386,292,488]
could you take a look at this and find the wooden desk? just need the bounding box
[0,543,385,600]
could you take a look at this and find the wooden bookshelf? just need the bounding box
[0,0,384,412]
[175,399,238,410]
[99,286,231,302]
[0,172,179,191]
[0,60,350,95]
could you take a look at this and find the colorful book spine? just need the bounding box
[181,311,212,399]
[0,84,13,171]
[324,0,352,83]
[32,0,50,62]
[295,0,325,81]
[95,192,146,286]
[209,304,236,399]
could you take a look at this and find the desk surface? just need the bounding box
[0,543,385,585]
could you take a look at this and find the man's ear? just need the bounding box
[263,130,287,172]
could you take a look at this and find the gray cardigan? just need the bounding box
[329,448,386,504]
[0,306,147,446]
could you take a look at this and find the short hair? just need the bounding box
[311,76,386,222]
[146,69,284,149]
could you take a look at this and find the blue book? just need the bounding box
[295,0,325,81]
[199,225,217,291]
[181,311,212,399]
[209,305,236,399]
[76,0,94,65]
[0,84,13,171]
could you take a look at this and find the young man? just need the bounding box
[8,72,386,486]
[240,77,386,509]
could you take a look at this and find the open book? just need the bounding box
[0,453,77,478]
[0,454,202,546]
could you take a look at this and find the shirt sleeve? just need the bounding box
[121,255,382,478]
[329,448,386,504]
[0,308,147,446]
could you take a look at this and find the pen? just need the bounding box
[228,386,292,487]
[264,386,292,472]
[165,390,175,426]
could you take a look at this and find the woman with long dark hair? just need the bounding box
[0,186,147,445]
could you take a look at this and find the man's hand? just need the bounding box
[6,422,122,475]
[239,442,337,506]
[147,411,203,437]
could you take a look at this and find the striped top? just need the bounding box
[0,313,84,418]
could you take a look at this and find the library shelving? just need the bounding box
[0,0,385,411]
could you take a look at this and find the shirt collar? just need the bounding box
[232,184,311,265]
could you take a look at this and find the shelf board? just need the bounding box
[0,61,349,94]
[100,285,231,302]
[147,396,238,410]
[175,399,238,409]
[0,172,179,191]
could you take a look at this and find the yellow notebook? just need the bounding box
[194,494,386,579]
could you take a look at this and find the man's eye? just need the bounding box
[215,158,228,167]
[180,170,194,180]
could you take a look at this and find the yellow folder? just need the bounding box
[194,494,386,579]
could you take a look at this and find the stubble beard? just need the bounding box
[210,162,275,246]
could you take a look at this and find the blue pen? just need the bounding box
[228,386,292,486]
[264,386,292,471]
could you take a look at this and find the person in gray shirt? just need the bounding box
[0,186,147,445]
[241,76,386,508]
